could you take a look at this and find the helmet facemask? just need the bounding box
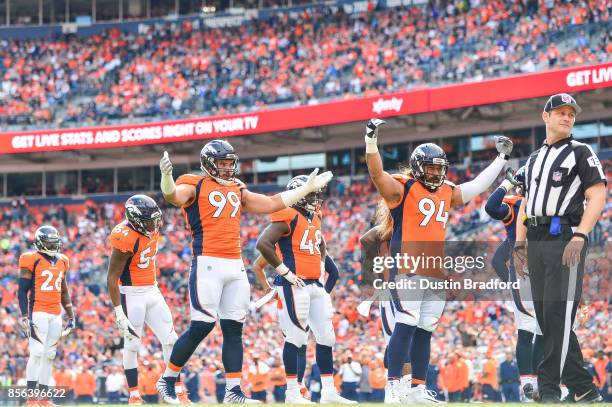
[201,157,238,186]
[420,161,448,191]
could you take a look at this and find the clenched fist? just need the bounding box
[365,118,386,154]
[495,136,513,159]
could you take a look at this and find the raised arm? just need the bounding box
[450,136,514,207]
[159,151,197,207]
[364,119,404,206]
[242,168,333,214]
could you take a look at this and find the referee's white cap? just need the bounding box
[544,93,582,115]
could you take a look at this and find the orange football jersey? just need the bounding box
[388,174,454,278]
[272,207,322,279]
[19,251,69,315]
[177,174,246,259]
[109,221,159,286]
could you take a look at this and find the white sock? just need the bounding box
[163,367,180,378]
[286,377,299,392]
[176,384,184,393]
[162,344,173,365]
[321,375,335,392]
[130,390,140,397]
[26,356,41,382]
[226,377,240,390]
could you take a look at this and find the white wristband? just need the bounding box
[365,138,378,154]
[160,172,176,195]
[500,179,514,192]
[275,263,290,276]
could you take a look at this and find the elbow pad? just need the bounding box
[18,277,32,316]
[460,156,506,204]
[484,187,510,220]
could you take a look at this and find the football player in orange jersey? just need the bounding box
[157,140,333,404]
[364,119,513,403]
[18,226,74,407]
[256,175,355,404]
[107,195,187,405]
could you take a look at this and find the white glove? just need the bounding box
[19,316,30,337]
[356,301,373,317]
[114,306,139,339]
[305,168,333,193]
[159,151,176,195]
[495,136,513,159]
[280,168,333,208]
[365,118,386,154]
[61,318,75,338]
[276,264,305,288]
[160,151,173,175]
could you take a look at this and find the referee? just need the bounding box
[514,93,606,403]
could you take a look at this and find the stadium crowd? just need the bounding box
[0,0,610,128]
[0,163,610,403]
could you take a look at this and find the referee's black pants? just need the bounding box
[527,224,594,399]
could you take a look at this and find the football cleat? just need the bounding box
[563,388,604,404]
[223,385,261,404]
[406,385,445,404]
[384,380,404,403]
[128,395,145,405]
[320,389,357,404]
[285,389,314,404]
[156,377,180,405]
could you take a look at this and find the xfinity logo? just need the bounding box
[372,97,404,115]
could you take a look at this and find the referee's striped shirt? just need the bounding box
[524,136,607,222]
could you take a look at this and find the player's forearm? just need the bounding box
[253,266,272,291]
[459,156,506,203]
[106,272,122,307]
[17,277,32,316]
[576,185,605,236]
[515,198,527,242]
[255,239,283,268]
[61,284,75,320]
[366,153,385,186]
